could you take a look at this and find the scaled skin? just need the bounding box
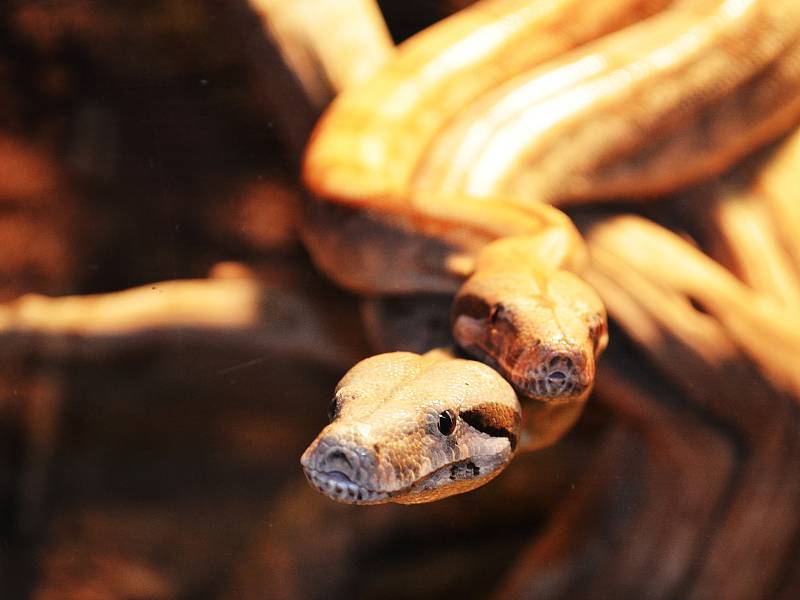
[301,350,522,504]
[299,0,800,505]
[452,233,607,404]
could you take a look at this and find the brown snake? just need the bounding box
[299,0,800,504]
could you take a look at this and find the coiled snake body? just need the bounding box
[300,0,800,504]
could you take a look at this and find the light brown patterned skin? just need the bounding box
[301,350,522,504]
[452,234,607,406]
[414,0,800,205]
[301,0,800,504]
[302,0,677,204]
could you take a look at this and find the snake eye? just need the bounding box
[437,409,457,436]
[327,397,340,422]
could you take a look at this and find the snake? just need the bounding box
[298,0,800,504]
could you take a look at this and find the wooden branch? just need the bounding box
[0,275,367,368]
[757,129,800,276]
[709,190,800,307]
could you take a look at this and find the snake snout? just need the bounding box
[519,345,594,401]
[301,438,387,504]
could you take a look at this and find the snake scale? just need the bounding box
[299,0,800,504]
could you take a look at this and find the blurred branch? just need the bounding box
[0,275,367,368]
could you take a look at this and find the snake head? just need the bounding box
[452,270,607,404]
[301,351,522,505]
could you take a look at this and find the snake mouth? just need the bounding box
[303,468,389,504]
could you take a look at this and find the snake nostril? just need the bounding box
[550,354,574,369]
[548,351,579,371]
[326,450,353,470]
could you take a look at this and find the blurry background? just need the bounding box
[6,2,800,598]
[0,1,600,598]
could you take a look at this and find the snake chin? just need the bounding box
[303,467,389,505]
[392,455,511,504]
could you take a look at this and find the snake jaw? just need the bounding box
[301,433,516,505]
[391,441,516,504]
[302,467,390,504]
[301,422,517,505]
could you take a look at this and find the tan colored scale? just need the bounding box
[300,0,800,504]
